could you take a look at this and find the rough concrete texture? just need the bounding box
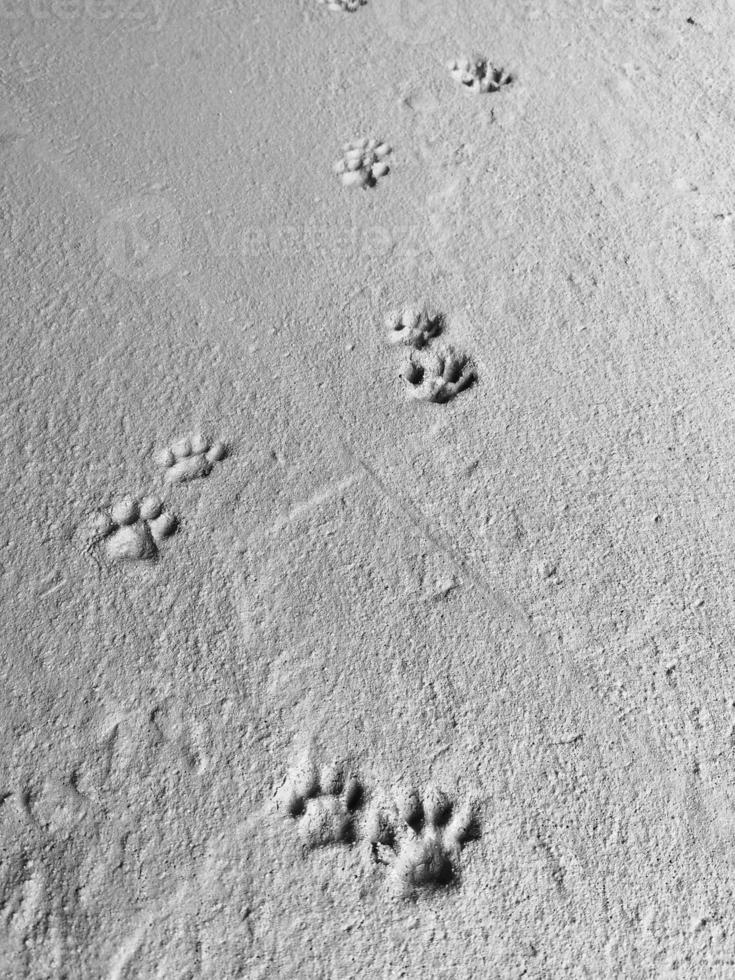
[2,0,735,976]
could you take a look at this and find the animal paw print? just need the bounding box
[91,495,177,562]
[384,305,443,349]
[365,785,479,897]
[156,435,227,485]
[334,139,392,190]
[316,0,366,10]
[277,759,363,848]
[401,345,476,403]
[447,56,512,94]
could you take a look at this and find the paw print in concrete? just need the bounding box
[384,305,443,349]
[91,495,177,562]
[156,435,227,485]
[277,759,364,848]
[401,345,476,403]
[334,139,392,189]
[447,56,512,94]
[365,785,479,897]
[316,0,366,10]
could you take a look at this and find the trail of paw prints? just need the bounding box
[316,0,366,10]
[88,495,177,562]
[155,434,227,485]
[366,784,479,897]
[276,758,363,848]
[383,304,477,403]
[447,55,512,94]
[334,139,392,189]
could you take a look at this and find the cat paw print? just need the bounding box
[401,345,476,403]
[334,139,392,189]
[277,759,364,848]
[384,305,444,349]
[90,495,177,562]
[365,785,479,897]
[156,435,227,485]
[316,0,366,10]
[447,56,512,94]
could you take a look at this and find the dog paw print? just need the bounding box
[334,139,392,189]
[401,345,476,403]
[316,0,366,10]
[277,759,364,848]
[91,495,177,562]
[156,435,227,485]
[366,785,479,897]
[384,305,444,349]
[447,56,512,94]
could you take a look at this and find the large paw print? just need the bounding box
[91,495,177,562]
[384,305,443,349]
[447,56,512,94]
[334,139,392,189]
[365,785,479,897]
[277,760,364,848]
[156,435,227,485]
[401,345,476,403]
[316,0,366,10]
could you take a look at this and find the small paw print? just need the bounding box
[447,56,512,94]
[401,345,476,403]
[334,139,392,189]
[91,495,177,562]
[384,305,443,349]
[156,435,227,485]
[277,759,363,848]
[316,0,366,10]
[366,785,479,897]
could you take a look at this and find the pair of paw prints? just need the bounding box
[447,56,512,94]
[277,761,479,897]
[384,304,477,403]
[87,433,227,564]
[334,139,392,189]
[366,784,479,897]
[317,0,366,10]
